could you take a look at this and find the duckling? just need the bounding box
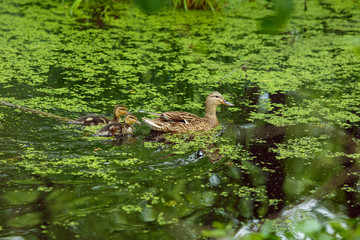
[94,114,141,137]
[143,91,233,133]
[76,105,127,126]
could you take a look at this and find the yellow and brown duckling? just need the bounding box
[143,91,233,133]
[76,105,128,126]
[94,114,141,137]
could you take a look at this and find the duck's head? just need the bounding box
[206,91,234,106]
[114,105,128,118]
[124,114,142,125]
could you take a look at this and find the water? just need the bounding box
[1,0,360,239]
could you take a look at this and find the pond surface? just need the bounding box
[1,0,360,239]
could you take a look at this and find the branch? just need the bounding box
[216,62,248,103]
[216,63,247,85]
[0,100,79,124]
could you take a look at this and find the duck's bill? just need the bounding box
[136,120,142,125]
[222,100,234,106]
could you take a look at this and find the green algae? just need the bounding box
[1,0,360,239]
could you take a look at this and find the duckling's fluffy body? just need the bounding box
[95,114,141,137]
[76,105,127,126]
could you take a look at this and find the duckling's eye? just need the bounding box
[215,95,219,98]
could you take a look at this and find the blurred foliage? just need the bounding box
[64,0,225,15]
[172,0,226,11]
[133,0,168,13]
[240,217,360,239]
[260,0,294,34]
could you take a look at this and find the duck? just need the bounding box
[143,91,233,133]
[75,105,128,126]
[94,114,141,137]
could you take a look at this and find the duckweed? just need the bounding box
[1,0,360,239]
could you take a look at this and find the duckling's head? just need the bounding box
[206,91,234,106]
[124,114,142,125]
[114,105,128,118]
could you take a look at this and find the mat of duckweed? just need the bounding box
[1,0,360,239]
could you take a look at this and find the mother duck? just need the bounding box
[143,92,233,133]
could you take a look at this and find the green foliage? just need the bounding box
[133,0,168,13]
[172,0,226,11]
[260,0,294,34]
[1,0,360,239]
[65,0,225,16]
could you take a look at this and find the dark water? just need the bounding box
[1,0,360,239]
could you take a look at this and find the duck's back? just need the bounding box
[76,114,110,125]
[143,112,216,133]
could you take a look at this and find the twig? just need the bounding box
[216,62,248,103]
[0,100,80,124]
[4,156,22,161]
[217,63,247,85]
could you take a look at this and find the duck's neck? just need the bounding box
[112,115,121,123]
[204,103,219,127]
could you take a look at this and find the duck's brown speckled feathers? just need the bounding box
[76,105,127,126]
[95,114,141,137]
[143,92,233,133]
[154,111,200,123]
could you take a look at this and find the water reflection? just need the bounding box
[2,84,360,238]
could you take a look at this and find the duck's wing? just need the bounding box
[143,117,213,133]
[159,111,201,123]
[143,118,169,132]
[143,111,205,132]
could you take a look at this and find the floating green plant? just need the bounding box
[1,0,360,239]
